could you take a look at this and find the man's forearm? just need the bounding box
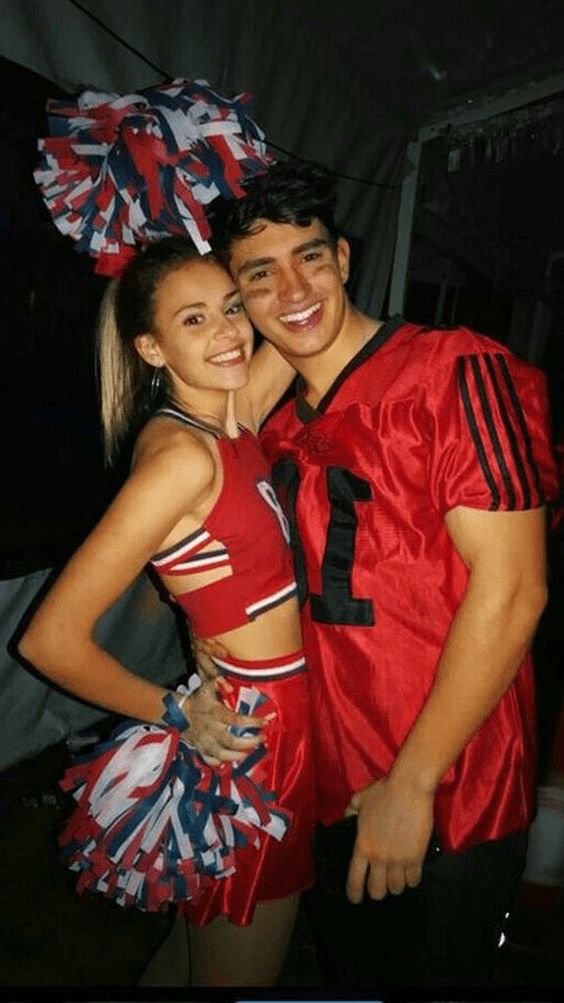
[388,576,546,797]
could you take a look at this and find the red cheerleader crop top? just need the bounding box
[149,406,298,637]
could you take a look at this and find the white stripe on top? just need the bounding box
[245,582,298,618]
[151,529,212,568]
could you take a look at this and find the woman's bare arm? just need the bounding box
[19,436,265,760]
[236,339,295,430]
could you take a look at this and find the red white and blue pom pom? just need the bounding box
[34,79,273,276]
[58,686,289,912]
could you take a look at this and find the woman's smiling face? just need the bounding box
[138,256,254,396]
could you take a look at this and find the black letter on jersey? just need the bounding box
[271,459,309,606]
[310,467,374,626]
[272,460,374,626]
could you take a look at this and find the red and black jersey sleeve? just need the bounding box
[426,348,558,515]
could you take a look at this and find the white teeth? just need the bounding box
[210,348,243,364]
[280,302,321,323]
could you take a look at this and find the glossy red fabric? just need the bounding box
[181,650,315,926]
[261,318,559,853]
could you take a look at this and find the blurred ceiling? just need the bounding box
[2,0,564,312]
[288,0,564,128]
[285,0,564,308]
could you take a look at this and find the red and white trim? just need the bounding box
[245,582,298,619]
[213,649,306,683]
[151,528,227,576]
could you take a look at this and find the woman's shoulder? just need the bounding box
[131,417,217,495]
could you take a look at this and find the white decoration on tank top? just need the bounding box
[256,479,290,543]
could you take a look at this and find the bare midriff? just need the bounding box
[160,562,303,659]
[208,594,303,660]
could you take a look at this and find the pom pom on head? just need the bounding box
[34,79,273,276]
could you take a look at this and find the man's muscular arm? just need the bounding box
[346,505,547,903]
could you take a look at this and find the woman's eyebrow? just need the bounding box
[172,289,239,316]
[172,301,205,316]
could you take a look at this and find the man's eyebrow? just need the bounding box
[293,237,329,254]
[236,237,329,277]
[237,256,273,278]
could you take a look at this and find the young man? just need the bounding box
[212,163,559,986]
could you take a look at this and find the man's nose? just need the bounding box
[278,265,311,303]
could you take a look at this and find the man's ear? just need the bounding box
[336,237,351,284]
[134,333,164,368]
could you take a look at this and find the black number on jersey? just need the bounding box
[270,459,308,605]
[272,461,375,626]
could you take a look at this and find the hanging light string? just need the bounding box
[67,0,398,192]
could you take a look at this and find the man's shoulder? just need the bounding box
[350,318,508,370]
[408,321,534,360]
[397,320,506,355]
[388,321,540,383]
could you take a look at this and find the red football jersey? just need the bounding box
[261,317,559,852]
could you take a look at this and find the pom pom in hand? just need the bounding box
[58,686,289,911]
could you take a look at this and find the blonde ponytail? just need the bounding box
[96,280,146,465]
[95,236,204,464]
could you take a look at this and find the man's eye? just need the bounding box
[249,269,269,282]
[303,251,322,262]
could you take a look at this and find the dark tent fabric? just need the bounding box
[1,0,563,773]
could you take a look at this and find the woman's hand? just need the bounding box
[184,678,269,765]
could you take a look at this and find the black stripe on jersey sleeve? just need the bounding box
[470,355,517,509]
[495,354,545,504]
[457,356,500,510]
[484,354,532,508]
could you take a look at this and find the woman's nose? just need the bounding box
[215,314,240,339]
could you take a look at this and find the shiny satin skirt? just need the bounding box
[182,649,316,926]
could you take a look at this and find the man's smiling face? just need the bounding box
[228,218,350,363]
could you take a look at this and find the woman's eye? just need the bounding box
[226,302,243,316]
[182,314,202,326]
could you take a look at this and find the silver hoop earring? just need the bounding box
[150,366,163,398]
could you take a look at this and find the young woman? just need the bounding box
[19,237,315,987]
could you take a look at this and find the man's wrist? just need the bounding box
[386,759,440,797]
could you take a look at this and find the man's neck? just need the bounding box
[299,310,381,408]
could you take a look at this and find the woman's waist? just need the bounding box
[173,569,300,637]
[211,646,307,684]
[204,595,302,657]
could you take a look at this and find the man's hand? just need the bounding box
[184,678,270,764]
[345,776,434,903]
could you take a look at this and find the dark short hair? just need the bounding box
[211,161,339,262]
